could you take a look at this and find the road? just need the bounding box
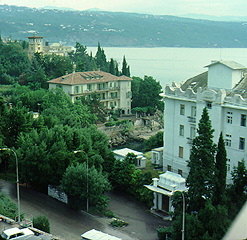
[0,180,169,240]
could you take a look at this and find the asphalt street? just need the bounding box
[0,179,169,240]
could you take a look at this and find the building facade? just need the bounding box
[48,71,132,114]
[145,171,187,216]
[161,60,247,181]
[27,36,72,57]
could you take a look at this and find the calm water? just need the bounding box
[87,47,247,88]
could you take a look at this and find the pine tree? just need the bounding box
[186,107,216,212]
[213,132,227,206]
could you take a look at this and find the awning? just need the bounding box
[145,185,173,197]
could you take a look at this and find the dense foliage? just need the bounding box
[61,163,111,211]
[143,131,163,151]
[131,76,164,115]
[0,193,18,219]
[109,153,153,206]
[0,40,130,88]
[33,215,50,233]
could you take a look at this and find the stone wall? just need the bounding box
[48,185,68,204]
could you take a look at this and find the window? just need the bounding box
[179,125,184,136]
[178,169,183,176]
[191,106,196,117]
[74,86,79,94]
[227,111,233,124]
[241,114,246,127]
[206,101,212,109]
[225,134,232,147]
[190,127,196,139]
[180,104,185,115]
[179,146,184,158]
[227,159,231,172]
[239,137,245,150]
[167,165,172,171]
[87,84,92,91]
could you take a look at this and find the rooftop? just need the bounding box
[47,71,132,85]
[113,148,143,157]
[205,60,247,70]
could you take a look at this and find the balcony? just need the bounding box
[187,116,196,123]
[187,137,193,145]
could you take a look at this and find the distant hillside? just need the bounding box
[1,4,247,48]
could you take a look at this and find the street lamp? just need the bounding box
[173,190,185,240]
[74,150,89,212]
[0,148,21,224]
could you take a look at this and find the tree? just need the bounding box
[61,163,110,211]
[109,58,116,75]
[131,76,163,113]
[95,42,107,72]
[144,131,163,151]
[121,56,130,77]
[33,215,50,233]
[213,132,227,206]
[186,107,217,212]
[225,160,247,221]
[0,193,18,219]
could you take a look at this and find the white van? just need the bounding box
[1,227,34,239]
[81,229,122,240]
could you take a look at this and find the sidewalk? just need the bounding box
[103,192,171,240]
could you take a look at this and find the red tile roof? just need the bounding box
[47,71,132,85]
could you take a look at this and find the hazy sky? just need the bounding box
[0,0,246,17]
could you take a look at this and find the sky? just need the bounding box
[0,0,246,17]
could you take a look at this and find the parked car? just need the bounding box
[1,227,34,239]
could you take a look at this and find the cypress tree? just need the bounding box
[213,132,227,206]
[95,42,107,71]
[186,107,216,212]
[109,58,115,75]
[121,56,130,76]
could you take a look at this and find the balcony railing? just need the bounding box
[187,137,193,144]
[187,116,196,123]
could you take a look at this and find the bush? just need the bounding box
[0,193,17,220]
[104,210,118,218]
[33,215,50,233]
[157,227,172,240]
[109,218,128,228]
[105,122,115,127]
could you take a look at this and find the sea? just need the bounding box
[87,47,247,89]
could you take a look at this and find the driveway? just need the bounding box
[0,180,170,240]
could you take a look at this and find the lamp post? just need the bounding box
[74,150,89,212]
[0,148,21,224]
[173,190,185,240]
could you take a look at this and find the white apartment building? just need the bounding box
[160,60,247,181]
[48,71,132,114]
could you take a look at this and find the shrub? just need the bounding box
[33,215,50,233]
[105,122,115,127]
[157,227,172,240]
[109,218,128,228]
[104,210,118,218]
